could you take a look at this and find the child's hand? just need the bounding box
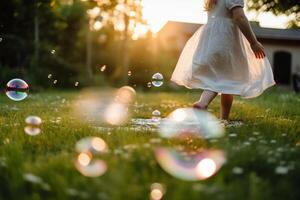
[251,42,266,59]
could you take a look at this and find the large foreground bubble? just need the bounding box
[159,108,224,139]
[155,148,226,181]
[75,137,108,177]
[155,108,226,181]
[24,116,42,136]
[5,79,29,101]
[73,86,135,126]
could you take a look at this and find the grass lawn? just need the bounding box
[0,87,300,200]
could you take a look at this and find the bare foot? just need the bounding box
[192,102,207,110]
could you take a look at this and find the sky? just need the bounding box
[141,0,294,33]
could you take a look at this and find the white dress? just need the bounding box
[171,0,276,99]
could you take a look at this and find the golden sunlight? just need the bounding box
[142,0,290,34]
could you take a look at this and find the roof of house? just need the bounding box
[159,20,300,42]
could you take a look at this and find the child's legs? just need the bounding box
[221,94,234,120]
[194,90,218,110]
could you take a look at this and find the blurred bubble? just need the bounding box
[152,73,164,87]
[98,35,107,43]
[159,108,224,139]
[128,71,132,76]
[48,74,52,79]
[150,183,165,200]
[24,116,42,136]
[147,82,152,88]
[100,65,106,72]
[155,148,225,181]
[5,79,29,101]
[53,80,58,84]
[104,102,128,125]
[152,110,161,122]
[51,49,56,54]
[73,86,135,125]
[93,21,103,31]
[115,86,136,105]
[75,137,108,177]
[75,82,79,87]
[232,167,243,174]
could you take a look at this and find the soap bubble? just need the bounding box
[48,74,52,79]
[5,79,29,101]
[152,110,161,122]
[53,80,58,84]
[152,73,164,87]
[155,148,225,181]
[51,49,56,54]
[147,82,152,88]
[98,35,107,43]
[73,86,135,125]
[104,102,128,125]
[128,71,132,77]
[75,137,108,177]
[159,108,224,139]
[24,116,42,136]
[115,86,136,105]
[75,82,79,87]
[100,65,106,72]
[150,183,165,200]
[155,108,226,181]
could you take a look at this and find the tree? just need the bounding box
[82,0,145,84]
[247,0,300,28]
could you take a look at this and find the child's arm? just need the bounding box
[231,7,266,59]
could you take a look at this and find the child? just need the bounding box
[171,0,275,120]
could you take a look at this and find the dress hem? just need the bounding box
[171,78,276,99]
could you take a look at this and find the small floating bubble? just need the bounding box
[147,82,152,88]
[152,110,161,122]
[128,71,132,76]
[232,167,243,174]
[48,74,52,79]
[5,79,29,101]
[53,80,58,84]
[24,116,42,136]
[275,166,289,175]
[100,65,106,72]
[51,49,56,54]
[150,183,165,200]
[75,82,79,87]
[152,73,164,87]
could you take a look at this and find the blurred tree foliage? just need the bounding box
[247,0,300,28]
[0,0,169,90]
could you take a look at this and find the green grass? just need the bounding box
[0,87,300,200]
